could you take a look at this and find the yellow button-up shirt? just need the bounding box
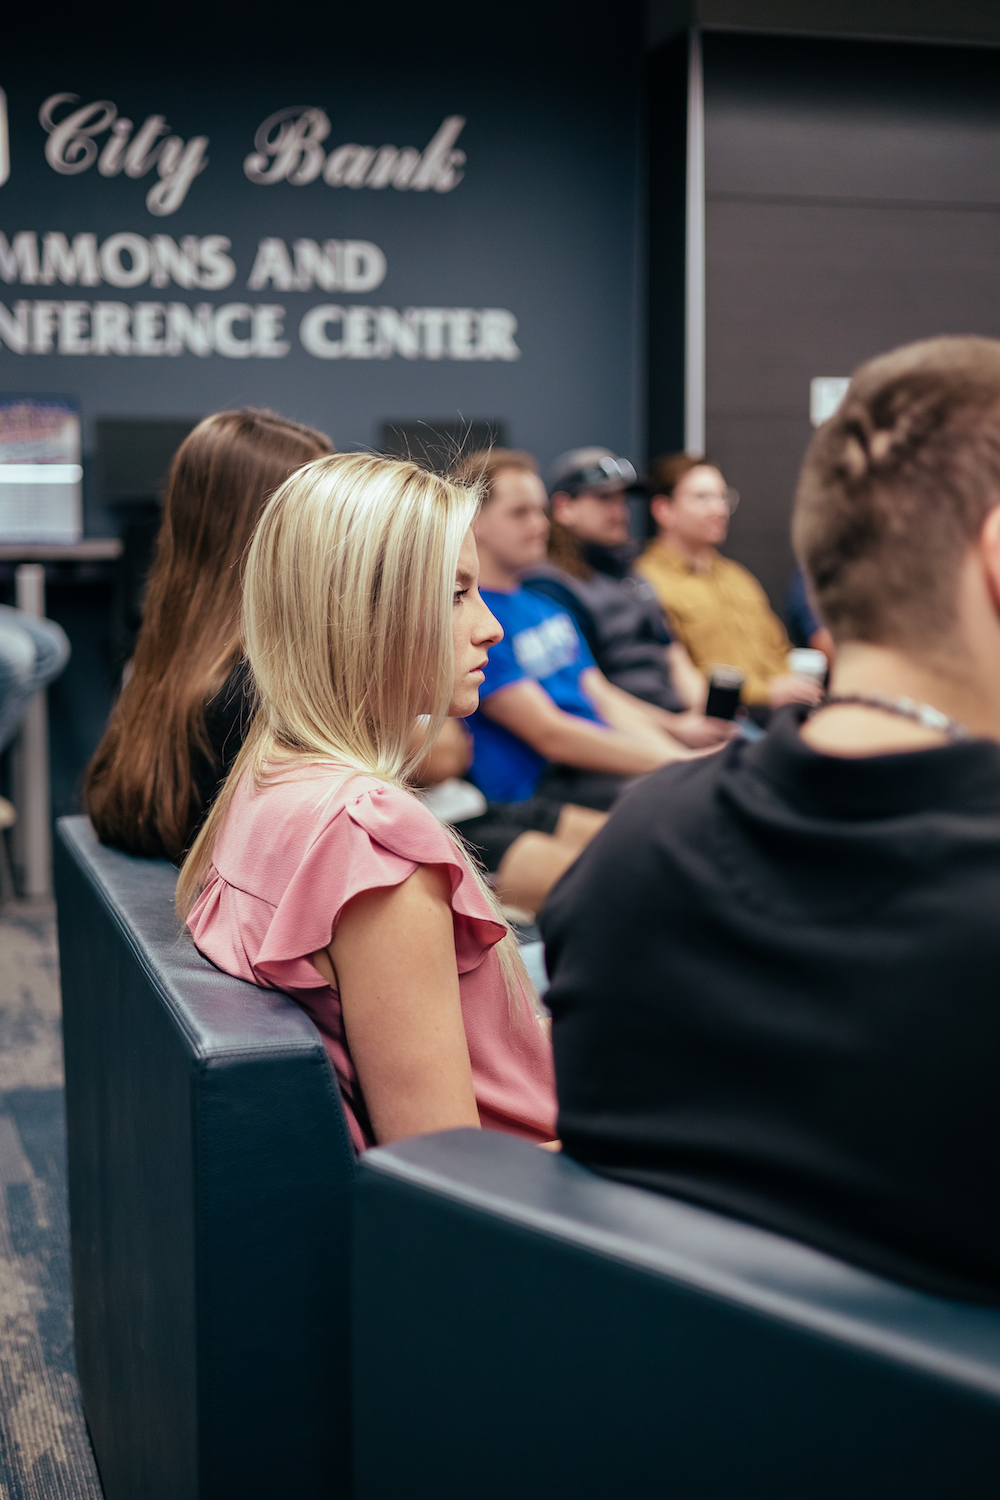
[636,540,791,705]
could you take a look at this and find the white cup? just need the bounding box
[787,647,828,683]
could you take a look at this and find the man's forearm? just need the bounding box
[583,672,682,748]
[479,678,690,779]
[666,642,708,710]
[537,714,684,775]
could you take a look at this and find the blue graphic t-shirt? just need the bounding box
[468,586,604,802]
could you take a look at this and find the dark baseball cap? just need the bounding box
[547,446,639,497]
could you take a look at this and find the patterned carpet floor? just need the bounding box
[0,900,104,1500]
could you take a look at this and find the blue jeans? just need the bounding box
[0,605,71,754]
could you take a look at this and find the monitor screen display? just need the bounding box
[0,396,82,544]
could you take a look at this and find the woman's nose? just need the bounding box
[477,602,503,646]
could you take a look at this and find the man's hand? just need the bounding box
[768,673,825,709]
[665,710,736,749]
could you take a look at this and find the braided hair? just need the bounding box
[793,337,1000,648]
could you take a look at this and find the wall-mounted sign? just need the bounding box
[34,95,467,216]
[0,228,519,361]
[0,46,641,488]
[0,89,9,189]
[39,94,210,216]
[243,110,466,194]
[1,97,516,364]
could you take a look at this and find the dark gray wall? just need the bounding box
[702,32,1000,606]
[650,0,1000,48]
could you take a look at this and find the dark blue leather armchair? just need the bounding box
[353,1129,1000,1499]
[55,816,355,1500]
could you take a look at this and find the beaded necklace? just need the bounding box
[814,693,971,743]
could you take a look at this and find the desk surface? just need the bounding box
[0,540,123,561]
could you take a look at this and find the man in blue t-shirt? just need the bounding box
[454,448,696,811]
[470,586,605,802]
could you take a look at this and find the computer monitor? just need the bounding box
[0,396,82,544]
[95,417,201,505]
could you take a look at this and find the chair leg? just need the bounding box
[0,827,16,905]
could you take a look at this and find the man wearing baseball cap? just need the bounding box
[524,446,725,744]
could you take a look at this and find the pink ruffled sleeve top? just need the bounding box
[187,763,557,1152]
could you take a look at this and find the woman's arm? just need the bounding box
[314,863,480,1144]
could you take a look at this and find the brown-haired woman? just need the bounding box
[84,409,332,860]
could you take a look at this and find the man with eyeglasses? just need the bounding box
[638,454,823,713]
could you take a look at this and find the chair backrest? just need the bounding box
[354,1129,1000,1500]
[55,816,355,1500]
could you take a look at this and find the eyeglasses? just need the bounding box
[678,484,740,514]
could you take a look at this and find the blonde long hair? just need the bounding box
[176,451,532,1007]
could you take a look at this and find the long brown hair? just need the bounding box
[546,520,592,581]
[85,409,332,858]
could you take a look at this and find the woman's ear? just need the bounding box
[980,505,1000,613]
[649,495,673,531]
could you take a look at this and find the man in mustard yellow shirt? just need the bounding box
[637,453,823,710]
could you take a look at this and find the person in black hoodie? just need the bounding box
[524,446,728,747]
[543,336,1000,1304]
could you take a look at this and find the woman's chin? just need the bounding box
[448,690,480,719]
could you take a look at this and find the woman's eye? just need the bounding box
[453,588,468,605]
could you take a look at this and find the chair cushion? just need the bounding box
[354,1129,1000,1500]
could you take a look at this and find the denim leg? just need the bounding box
[0,606,72,754]
[1,607,72,688]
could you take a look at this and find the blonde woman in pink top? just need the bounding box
[176,452,557,1152]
